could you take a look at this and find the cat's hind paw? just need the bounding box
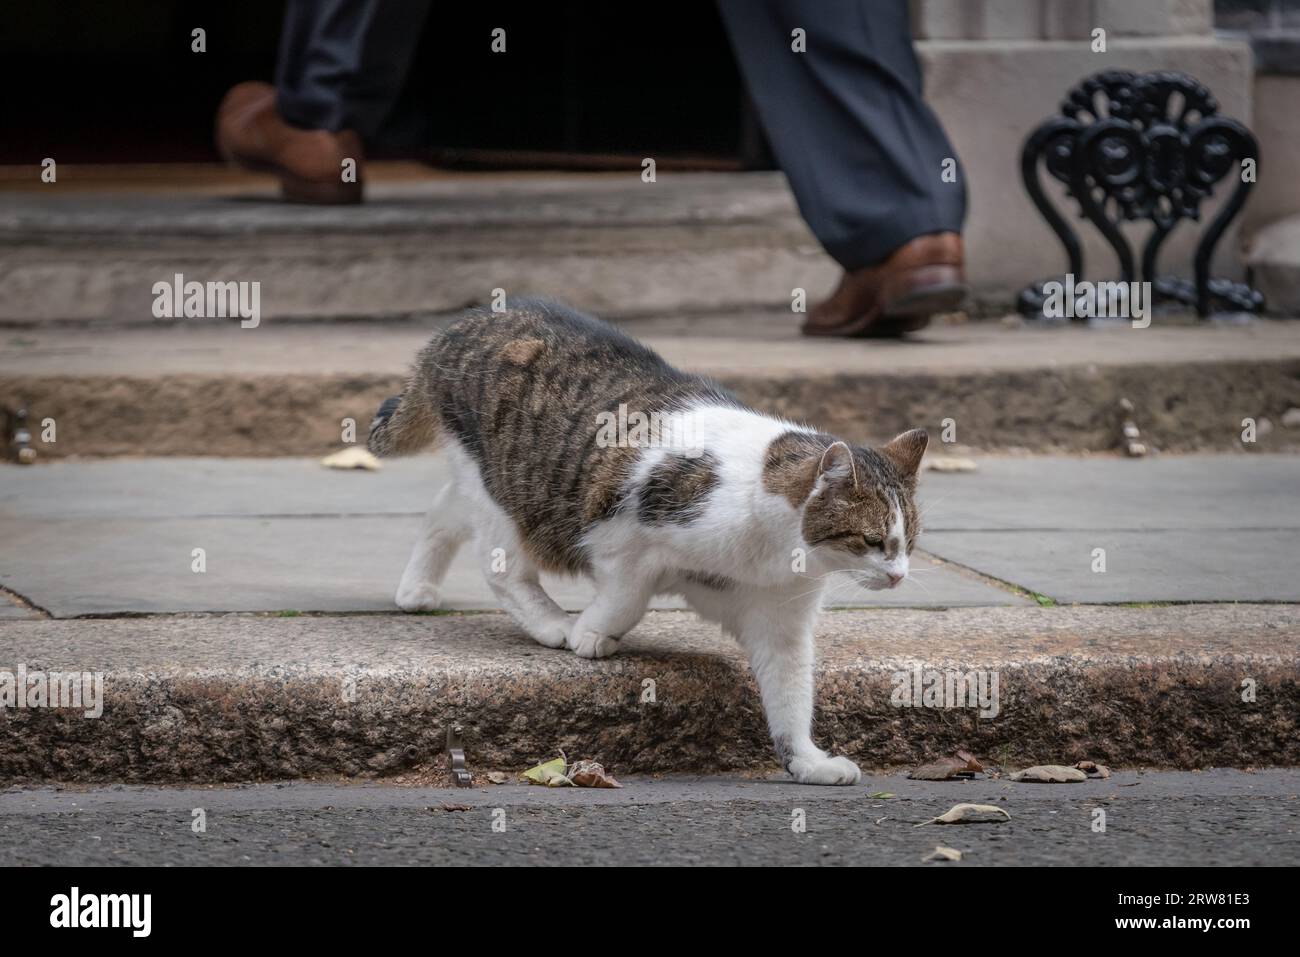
[394,581,442,613]
[568,627,620,659]
[788,754,861,786]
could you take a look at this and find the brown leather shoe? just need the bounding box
[803,232,966,338]
[215,81,364,204]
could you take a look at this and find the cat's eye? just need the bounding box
[825,532,881,552]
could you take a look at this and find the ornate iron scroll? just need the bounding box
[1019,70,1263,318]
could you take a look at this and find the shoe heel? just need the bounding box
[280,175,364,205]
[882,266,967,318]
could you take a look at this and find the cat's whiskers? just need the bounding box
[836,570,878,591]
[779,581,839,606]
[818,576,871,609]
[900,574,933,595]
[779,571,862,606]
[916,488,958,525]
[789,583,837,600]
[793,569,849,583]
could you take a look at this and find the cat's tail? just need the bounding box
[367,381,440,457]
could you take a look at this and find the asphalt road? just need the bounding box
[3,770,1296,866]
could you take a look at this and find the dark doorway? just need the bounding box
[1,1,766,168]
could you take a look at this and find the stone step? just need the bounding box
[2,605,1296,783]
[4,314,1300,457]
[1247,215,1300,315]
[0,170,838,326]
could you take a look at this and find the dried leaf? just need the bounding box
[1009,765,1088,783]
[908,756,972,780]
[1075,761,1111,779]
[915,803,1012,826]
[956,750,984,773]
[486,771,508,785]
[438,803,473,812]
[922,845,963,862]
[520,757,572,787]
[925,457,978,473]
[569,760,622,789]
[320,447,382,471]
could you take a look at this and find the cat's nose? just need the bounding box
[887,572,905,588]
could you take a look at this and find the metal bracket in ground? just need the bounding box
[4,403,36,464]
[446,724,472,787]
[1117,397,1149,457]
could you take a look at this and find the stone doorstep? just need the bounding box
[5,319,1300,456]
[5,359,1299,458]
[1,605,1296,784]
[0,173,836,325]
[1246,215,1300,315]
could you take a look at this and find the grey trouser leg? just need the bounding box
[275,0,433,138]
[717,0,966,270]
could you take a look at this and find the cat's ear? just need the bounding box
[881,429,928,480]
[817,440,859,490]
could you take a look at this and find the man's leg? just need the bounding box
[717,0,967,336]
[276,0,433,138]
[217,0,431,203]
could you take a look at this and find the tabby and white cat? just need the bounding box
[369,300,926,785]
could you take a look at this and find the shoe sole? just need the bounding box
[280,175,363,205]
[216,144,363,205]
[882,282,968,319]
[871,283,968,336]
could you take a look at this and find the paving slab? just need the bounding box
[4,454,1298,614]
[919,454,1300,531]
[2,605,1296,782]
[0,458,1020,617]
[0,593,39,620]
[924,530,1300,603]
[917,454,1300,602]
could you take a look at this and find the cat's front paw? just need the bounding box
[395,581,442,613]
[527,618,570,649]
[568,627,619,659]
[788,754,861,786]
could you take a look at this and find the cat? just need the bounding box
[369,299,927,785]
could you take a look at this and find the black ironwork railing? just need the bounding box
[1019,70,1263,319]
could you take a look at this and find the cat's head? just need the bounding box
[767,429,928,590]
